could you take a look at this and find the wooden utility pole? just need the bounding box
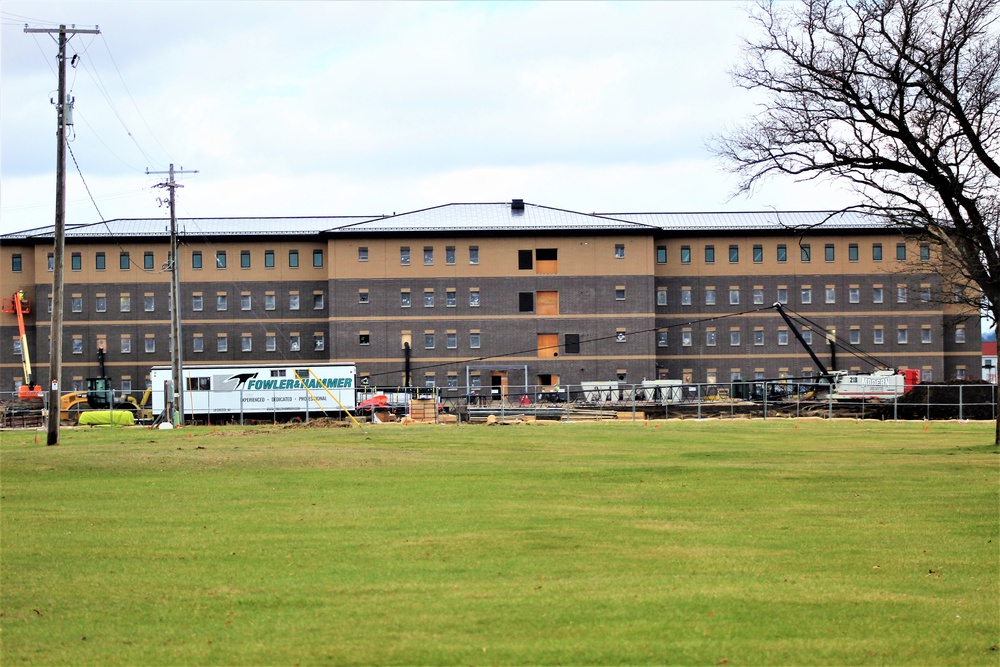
[25,23,100,446]
[148,164,197,425]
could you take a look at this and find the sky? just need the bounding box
[0,0,863,237]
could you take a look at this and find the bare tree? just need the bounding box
[714,0,1000,441]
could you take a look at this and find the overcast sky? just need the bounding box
[1,1,861,236]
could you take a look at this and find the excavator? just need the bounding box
[59,347,151,423]
[1,291,44,399]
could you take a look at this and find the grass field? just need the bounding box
[1,420,998,665]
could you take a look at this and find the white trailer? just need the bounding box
[150,363,357,421]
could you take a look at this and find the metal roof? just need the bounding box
[327,202,649,234]
[1,204,895,241]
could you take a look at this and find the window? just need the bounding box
[359,333,370,346]
[657,288,668,306]
[753,245,763,263]
[47,296,52,313]
[358,247,369,262]
[48,253,54,271]
[313,249,323,268]
[615,244,625,259]
[469,289,480,307]
[730,331,741,346]
[138,336,155,354]
[681,289,692,306]
[873,287,884,304]
[267,335,277,351]
[120,252,130,270]
[897,286,907,303]
[850,329,861,345]
[192,251,202,269]
[96,296,106,313]
[705,245,715,263]
[446,290,456,307]
[358,291,369,305]
[825,244,835,262]
[142,252,153,270]
[469,246,479,264]
[802,330,812,345]
[289,293,300,310]
[656,331,668,347]
[519,292,535,313]
[754,330,764,346]
[192,294,204,311]
[705,288,716,305]
[753,289,764,305]
[729,245,739,263]
[706,331,717,346]
[897,328,908,344]
[241,250,251,269]
[445,246,455,265]
[144,295,155,312]
[615,287,626,301]
[874,329,884,345]
[922,328,932,344]
[400,247,411,265]
[778,329,789,346]
[95,252,106,270]
[216,251,227,269]
[242,335,252,352]
[121,336,131,354]
[776,288,788,304]
[425,333,435,349]
[955,327,966,343]
[264,294,275,310]
[290,335,300,352]
[849,244,859,262]
[801,288,812,304]
[825,287,835,304]
[873,243,883,261]
[217,294,228,311]
[955,367,967,380]
[264,250,275,268]
[921,286,931,302]
[896,243,907,261]
[680,246,691,264]
[71,296,83,313]
[218,335,228,353]
[920,244,930,261]
[656,246,667,264]
[470,332,481,349]
[777,244,787,262]
[447,332,458,349]
[800,244,811,262]
[681,331,693,346]
[313,293,324,310]
[517,249,533,270]
[120,295,131,312]
[729,289,739,305]
[401,291,411,308]
[849,288,860,304]
[288,250,299,268]
[72,338,83,354]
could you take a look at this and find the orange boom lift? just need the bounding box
[2,291,44,399]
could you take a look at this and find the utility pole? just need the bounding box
[25,24,100,446]
[148,164,197,426]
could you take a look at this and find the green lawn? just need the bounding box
[2,420,997,665]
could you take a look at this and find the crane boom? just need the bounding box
[5,292,43,398]
[773,302,832,382]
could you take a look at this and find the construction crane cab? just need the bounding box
[1,291,44,399]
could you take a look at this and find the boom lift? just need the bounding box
[1,291,44,399]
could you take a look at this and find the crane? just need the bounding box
[2,291,44,399]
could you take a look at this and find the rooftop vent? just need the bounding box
[511,199,525,212]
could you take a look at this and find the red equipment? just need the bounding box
[1,292,44,399]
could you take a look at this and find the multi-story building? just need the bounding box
[0,200,981,400]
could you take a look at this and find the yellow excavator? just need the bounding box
[60,348,152,423]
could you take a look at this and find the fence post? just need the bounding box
[632,383,637,422]
[763,381,768,420]
[697,383,702,420]
[959,384,964,421]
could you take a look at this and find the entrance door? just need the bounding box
[490,372,508,403]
